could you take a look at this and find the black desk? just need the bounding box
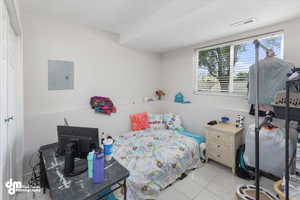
[39,143,129,200]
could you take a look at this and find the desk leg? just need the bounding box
[124,179,127,200]
[39,151,46,194]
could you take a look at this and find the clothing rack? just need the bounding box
[253,39,290,200]
[284,79,300,199]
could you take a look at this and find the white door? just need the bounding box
[7,18,18,182]
[0,1,19,199]
[0,1,9,199]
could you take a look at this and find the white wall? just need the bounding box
[160,18,300,135]
[22,13,300,175]
[22,15,162,174]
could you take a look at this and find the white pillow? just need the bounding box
[148,114,165,130]
[163,113,184,131]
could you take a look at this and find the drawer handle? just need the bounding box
[217,135,220,138]
[217,155,221,158]
[217,145,220,148]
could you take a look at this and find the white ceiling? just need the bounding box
[19,0,300,52]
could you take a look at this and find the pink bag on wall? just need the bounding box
[90,96,116,115]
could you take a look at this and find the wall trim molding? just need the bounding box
[4,0,21,35]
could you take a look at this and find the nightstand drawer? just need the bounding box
[207,151,232,167]
[206,130,231,145]
[207,142,232,154]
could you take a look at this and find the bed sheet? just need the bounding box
[114,129,201,200]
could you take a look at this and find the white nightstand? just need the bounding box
[205,123,243,174]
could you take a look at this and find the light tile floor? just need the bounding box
[158,161,275,200]
[17,161,276,200]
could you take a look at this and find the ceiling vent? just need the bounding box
[230,18,256,27]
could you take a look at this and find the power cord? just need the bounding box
[27,152,41,188]
[28,163,40,187]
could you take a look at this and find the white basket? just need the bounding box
[273,90,300,108]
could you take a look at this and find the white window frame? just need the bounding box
[193,31,284,96]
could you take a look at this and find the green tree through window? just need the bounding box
[197,34,283,94]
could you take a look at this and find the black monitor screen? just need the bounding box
[57,126,99,158]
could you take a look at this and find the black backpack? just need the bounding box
[235,144,255,180]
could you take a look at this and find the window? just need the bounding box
[195,33,284,95]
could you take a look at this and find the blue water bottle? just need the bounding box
[93,151,104,184]
[103,138,113,161]
[87,151,94,178]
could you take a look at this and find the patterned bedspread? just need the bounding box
[114,129,201,200]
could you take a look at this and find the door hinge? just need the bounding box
[4,116,13,122]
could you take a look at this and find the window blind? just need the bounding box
[196,34,283,95]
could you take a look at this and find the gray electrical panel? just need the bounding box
[48,60,74,90]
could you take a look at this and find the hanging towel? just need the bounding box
[248,57,294,105]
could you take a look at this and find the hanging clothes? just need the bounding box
[90,96,117,115]
[248,57,294,105]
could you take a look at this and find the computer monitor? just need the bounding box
[56,126,99,159]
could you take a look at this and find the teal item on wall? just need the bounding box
[175,92,184,103]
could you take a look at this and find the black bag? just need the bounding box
[235,144,255,180]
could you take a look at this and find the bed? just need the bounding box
[113,129,201,200]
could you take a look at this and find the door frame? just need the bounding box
[0,0,22,199]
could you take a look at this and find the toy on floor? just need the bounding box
[90,96,116,115]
